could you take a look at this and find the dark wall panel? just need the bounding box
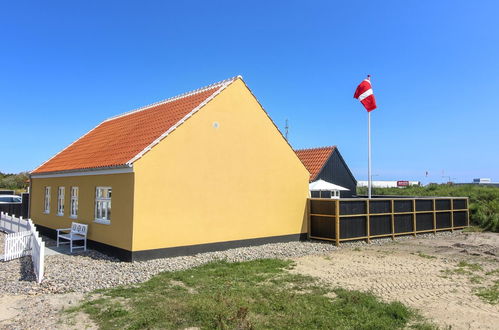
[315,150,357,198]
[340,217,366,238]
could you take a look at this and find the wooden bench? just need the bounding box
[56,222,88,253]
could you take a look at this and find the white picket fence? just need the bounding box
[1,212,45,283]
[0,212,30,233]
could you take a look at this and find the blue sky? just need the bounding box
[1,1,498,183]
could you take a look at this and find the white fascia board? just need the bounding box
[31,166,133,179]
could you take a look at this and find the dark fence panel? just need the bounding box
[416,213,433,231]
[310,216,335,238]
[394,200,413,213]
[340,216,366,238]
[394,214,413,233]
[340,201,366,215]
[436,212,452,228]
[370,215,391,236]
[310,200,335,215]
[370,200,391,214]
[309,197,469,246]
[454,211,467,227]
[0,203,22,217]
[416,200,433,212]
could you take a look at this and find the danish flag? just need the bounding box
[354,75,377,112]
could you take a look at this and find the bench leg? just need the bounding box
[70,239,73,253]
[57,235,59,247]
[84,239,87,252]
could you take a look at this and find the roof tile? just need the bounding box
[294,146,336,181]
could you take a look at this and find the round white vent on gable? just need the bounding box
[213,122,220,128]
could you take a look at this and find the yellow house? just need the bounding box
[30,76,310,261]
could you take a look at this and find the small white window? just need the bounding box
[95,187,112,224]
[57,187,65,216]
[70,187,79,218]
[44,187,51,213]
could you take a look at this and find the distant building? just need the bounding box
[295,146,357,198]
[357,180,420,188]
[473,178,491,184]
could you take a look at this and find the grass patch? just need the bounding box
[413,251,437,259]
[475,280,499,304]
[462,226,484,233]
[457,261,483,272]
[69,259,435,329]
[485,269,499,277]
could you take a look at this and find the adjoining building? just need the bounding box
[295,146,357,198]
[30,76,310,261]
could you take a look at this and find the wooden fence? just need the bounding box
[308,197,469,245]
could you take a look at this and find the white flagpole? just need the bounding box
[368,110,372,198]
[367,75,372,199]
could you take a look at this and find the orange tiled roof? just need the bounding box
[294,146,336,181]
[33,77,237,174]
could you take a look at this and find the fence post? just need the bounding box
[366,199,370,243]
[450,198,454,232]
[466,198,470,227]
[335,199,340,246]
[412,199,417,237]
[432,199,437,234]
[307,199,311,240]
[391,200,395,240]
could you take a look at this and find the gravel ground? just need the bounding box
[0,230,459,295]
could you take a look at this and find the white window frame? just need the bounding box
[44,186,51,214]
[57,186,65,216]
[94,186,112,225]
[70,186,79,218]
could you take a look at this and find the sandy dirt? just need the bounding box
[0,231,498,329]
[291,232,499,329]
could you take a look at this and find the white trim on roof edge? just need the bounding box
[125,76,241,165]
[31,166,133,178]
[104,76,241,122]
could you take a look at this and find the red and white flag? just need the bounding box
[354,76,377,112]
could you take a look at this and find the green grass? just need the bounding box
[357,184,499,232]
[414,251,437,259]
[475,280,499,304]
[68,259,435,329]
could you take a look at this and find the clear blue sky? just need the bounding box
[1,1,498,183]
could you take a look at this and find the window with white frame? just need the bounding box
[57,187,65,216]
[95,187,112,224]
[44,187,51,213]
[70,186,79,218]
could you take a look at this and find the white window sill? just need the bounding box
[57,213,64,217]
[70,215,78,219]
[94,219,111,225]
[43,211,50,214]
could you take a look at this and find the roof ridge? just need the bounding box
[294,145,336,152]
[103,75,241,122]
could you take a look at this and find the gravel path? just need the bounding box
[0,230,459,295]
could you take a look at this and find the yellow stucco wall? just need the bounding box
[132,78,310,251]
[30,173,134,250]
